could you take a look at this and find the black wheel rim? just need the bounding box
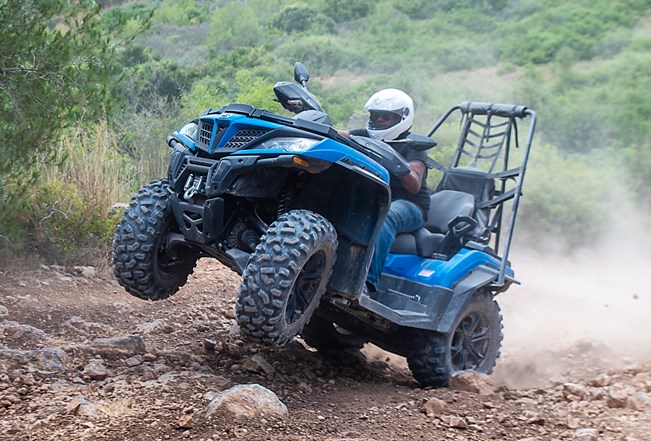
[285,250,326,325]
[450,311,491,371]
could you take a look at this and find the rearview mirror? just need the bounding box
[294,62,310,85]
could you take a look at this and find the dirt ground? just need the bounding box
[1,245,651,440]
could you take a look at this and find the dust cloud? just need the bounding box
[495,208,651,388]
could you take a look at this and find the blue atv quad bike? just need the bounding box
[112,63,536,388]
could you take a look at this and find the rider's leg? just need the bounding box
[366,199,425,291]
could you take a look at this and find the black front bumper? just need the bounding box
[167,148,302,245]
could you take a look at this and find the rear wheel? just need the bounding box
[236,209,337,346]
[407,292,502,387]
[112,180,198,301]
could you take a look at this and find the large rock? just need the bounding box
[421,397,448,415]
[242,354,275,377]
[563,383,588,400]
[449,371,494,395]
[135,319,172,335]
[205,384,287,419]
[0,348,68,377]
[66,395,100,418]
[0,321,51,349]
[62,316,112,336]
[606,387,629,408]
[627,391,651,411]
[83,359,111,381]
[69,335,146,357]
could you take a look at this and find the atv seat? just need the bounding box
[391,190,476,258]
[434,166,495,243]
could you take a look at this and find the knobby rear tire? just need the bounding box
[236,209,337,346]
[407,292,503,388]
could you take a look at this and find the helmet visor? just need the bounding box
[367,110,402,131]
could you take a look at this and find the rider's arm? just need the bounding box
[400,160,426,194]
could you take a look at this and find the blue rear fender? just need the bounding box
[382,248,514,289]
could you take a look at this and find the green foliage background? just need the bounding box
[1,0,651,263]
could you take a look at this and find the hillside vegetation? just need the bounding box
[1,0,650,264]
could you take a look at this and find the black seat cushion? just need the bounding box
[435,167,494,241]
[390,190,475,256]
[424,190,475,234]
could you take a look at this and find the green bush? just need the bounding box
[322,0,375,23]
[0,179,122,265]
[180,80,230,120]
[154,0,209,25]
[22,181,121,264]
[119,58,200,107]
[272,3,334,34]
[0,121,138,265]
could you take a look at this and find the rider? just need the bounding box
[340,88,429,292]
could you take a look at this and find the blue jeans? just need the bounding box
[366,199,425,290]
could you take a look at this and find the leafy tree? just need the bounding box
[272,3,334,34]
[322,0,375,23]
[119,58,200,108]
[0,0,133,181]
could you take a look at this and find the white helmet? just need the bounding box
[363,88,414,141]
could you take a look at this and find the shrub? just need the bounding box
[322,0,375,23]
[114,98,183,185]
[272,3,333,34]
[22,181,121,264]
[154,0,209,25]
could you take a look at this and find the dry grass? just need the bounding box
[44,119,137,210]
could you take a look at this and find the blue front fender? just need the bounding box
[235,137,390,184]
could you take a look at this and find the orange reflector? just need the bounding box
[292,156,310,168]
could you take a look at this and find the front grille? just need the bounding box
[198,119,214,147]
[223,129,269,149]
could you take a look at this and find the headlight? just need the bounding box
[255,137,319,152]
[178,122,198,141]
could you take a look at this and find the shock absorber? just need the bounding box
[277,186,295,216]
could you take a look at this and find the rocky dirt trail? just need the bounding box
[1,249,650,440]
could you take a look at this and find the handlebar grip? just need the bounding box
[459,102,528,118]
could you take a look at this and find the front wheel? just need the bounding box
[236,209,337,346]
[112,179,198,301]
[407,292,503,388]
